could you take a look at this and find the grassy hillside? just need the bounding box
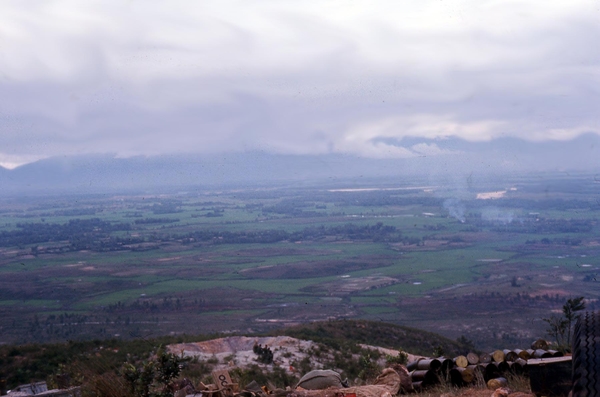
[0,320,471,390]
[271,319,472,357]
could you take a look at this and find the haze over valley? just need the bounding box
[2,0,600,358]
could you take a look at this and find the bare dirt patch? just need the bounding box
[112,268,160,276]
[222,247,338,258]
[302,275,398,294]
[157,256,182,262]
[168,336,417,375]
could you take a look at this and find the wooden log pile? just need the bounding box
[407,340,564,392]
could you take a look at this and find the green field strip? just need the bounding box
[359,306,399,315]
[349,296,397,304]
[502,255,596,269]
[76,275,339,308]
[0,299,62,308]
[194,309,265,317]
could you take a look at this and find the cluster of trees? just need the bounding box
[50,208,99,217]
[180,222,414,245]
[462,291,568,305]
[2,217,413,251]
[261,201,327,218]
[24,313,96,341]
[12,208,99,218]
[254,192,448,215]
[525,237,583,246]
[544,297,586,352]
[487,218,594,234]
[253,344,273,364]
[120,347,181,397]
[0,219,130,248]
[134,218,180,225]
[71,235,149,252]
[323,193,442,208]
[18,311,167,343]
[104,298,201,314]
[204,209,225,217]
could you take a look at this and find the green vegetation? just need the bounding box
[0,175,599,351]
[271,320,471,357]
[0,320,467,391]
[543,296,586,351]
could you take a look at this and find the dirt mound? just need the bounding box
[168,336,316,370]
[168,336,412,374]
[170,336,307,354]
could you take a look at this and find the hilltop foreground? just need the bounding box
[0,320,539,396]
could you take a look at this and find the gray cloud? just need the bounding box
[0,0,599,168]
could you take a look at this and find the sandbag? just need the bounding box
[296,370,347,390]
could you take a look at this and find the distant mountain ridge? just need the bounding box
[0,153,414,195]
[2,134,600,195]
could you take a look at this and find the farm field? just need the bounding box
[1,173,599,349]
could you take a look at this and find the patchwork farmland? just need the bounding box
[1,174,599,349]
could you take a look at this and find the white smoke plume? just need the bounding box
[443,198,466,223]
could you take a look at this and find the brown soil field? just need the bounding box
[222,247,340,257]
[302,275,399,294]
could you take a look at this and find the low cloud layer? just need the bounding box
[1,1,599,169]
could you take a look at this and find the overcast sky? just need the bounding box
[1,0,599,169]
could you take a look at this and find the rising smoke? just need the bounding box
[443,198,466,223]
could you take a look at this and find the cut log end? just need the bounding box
[487,377,508,390]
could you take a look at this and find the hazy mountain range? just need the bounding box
[1,134,599,195]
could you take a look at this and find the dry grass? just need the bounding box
[61,359,132,397]
[503,373,531,394]
[412,372,531,397]
[80,370,131,397]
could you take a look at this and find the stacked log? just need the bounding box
[448,368,465,385]
[416,359,441,371]
[503,350,517,362]
[453,355,468,368]
[513,349,530,360]
[408,345,564,391]
[532,349,552,359]
[547,350,563,358]
[481,362,499,381]
[526,349,535,357]
[410,370,437,386]
[465,365,482,383]
[491,350,505,363]
[439,357,454,372]
[487,377,508,390]
[406,359,422,372]
[510,358,528,374]
[531,339,549,350]
[455,366,475,384]
[467,352,479,365]
[497,361,510,373]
